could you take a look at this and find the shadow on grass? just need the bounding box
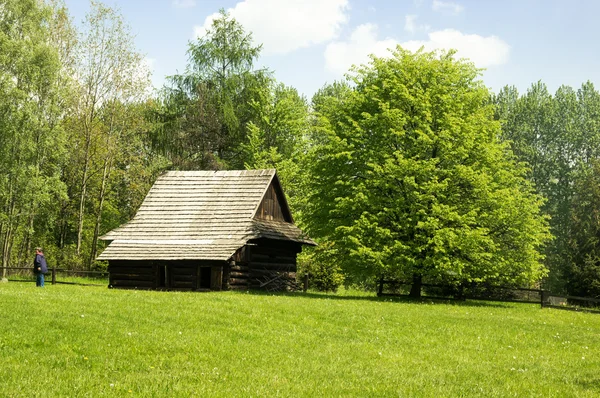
[241,290,517,309]
[577,378,600,392]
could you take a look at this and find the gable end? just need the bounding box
[253,174,293,222]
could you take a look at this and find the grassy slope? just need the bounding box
[1,283,599,397]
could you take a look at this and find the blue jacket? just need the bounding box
[34,254,48,274]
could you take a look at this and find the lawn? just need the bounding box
[1,283,599,397]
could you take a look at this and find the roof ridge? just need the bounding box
[163,169,276,177]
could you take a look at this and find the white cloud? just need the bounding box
[324,24,397,74]
[432,0,464,15]
[401,29,510,67]
[172,0,196,8]
[194,0,349,55]
[325,25,510,75]
[405,15,418,33]
[404,14,430,34]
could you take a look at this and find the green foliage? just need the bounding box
[306,49,550,292]
[60,1,156,267]
[565,161,600,298]
[0,0,69,271]
[494,81,600,293]
[154,9,271,170]
[297,244,345,292]
[0,0,162,272]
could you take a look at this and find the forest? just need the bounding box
[2,0,600,298]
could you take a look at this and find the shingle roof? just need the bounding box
[97,169,314,261]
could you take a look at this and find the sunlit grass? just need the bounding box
[5,273,107,285]
[1,283,599,397]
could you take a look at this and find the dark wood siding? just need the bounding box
[108,260,156,289]
[228,247,250,290]
[108,240,303,291]
[247,239,301,289]
[109,259,224,291]
[255,182,291,222]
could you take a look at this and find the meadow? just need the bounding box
[1,283,599,397]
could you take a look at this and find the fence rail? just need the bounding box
[377,277,600,313]
[377,277,544,305]
[1,266,108,286]
[542,293,600,313]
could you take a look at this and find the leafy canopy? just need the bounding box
[306,48,550,287]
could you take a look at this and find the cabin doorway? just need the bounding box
[197,266,212,290]
[196,265,223,291]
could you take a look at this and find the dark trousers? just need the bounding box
[36,273,44,287]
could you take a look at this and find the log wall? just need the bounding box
[108,260,224,291]
[107,240,303,291]
[228,246,249,290]
[247,239,301,289]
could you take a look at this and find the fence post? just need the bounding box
[455,283,465,301]
[377,275,384,296]
[540,290,548,308]
[303,273,309,292]
[51,267,56,285]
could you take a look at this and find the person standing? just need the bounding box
[33,248,48,287]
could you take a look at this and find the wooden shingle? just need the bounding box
[98,169,314,261]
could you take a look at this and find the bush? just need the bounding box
[297,245,344,292]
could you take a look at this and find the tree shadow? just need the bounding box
[241,289,517,309]
[576,378,600,392]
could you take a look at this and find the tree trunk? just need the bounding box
[17,212,34,267]
[58,204,68,249]
[1,225,13,277]
[1,183,18,277]
[76,126,92,255]
[409,273,422,298]
[88,156,111,268]
[0,222,3,279]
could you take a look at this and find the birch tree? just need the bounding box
[67,1,151,264]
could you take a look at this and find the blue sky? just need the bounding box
[64,0,600,99]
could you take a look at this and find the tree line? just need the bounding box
[1,0,599,298]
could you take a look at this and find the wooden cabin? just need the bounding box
[97,169,315,291]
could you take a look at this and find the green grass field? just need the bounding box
[1,283,599,397]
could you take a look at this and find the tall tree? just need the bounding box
[65,1,152,265]
[566,161,600,298]
[494,81,600,293]
[152,9,271,170]
[0,0,69,275]
[306,48,550,296]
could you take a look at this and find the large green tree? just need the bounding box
[305,48,550,296]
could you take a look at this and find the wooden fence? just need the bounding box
[377,277,600,312]
[542,293,600,313]
[377,278,543,304]
[1,267,108,286]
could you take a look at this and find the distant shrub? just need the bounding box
[297,246,344,292]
